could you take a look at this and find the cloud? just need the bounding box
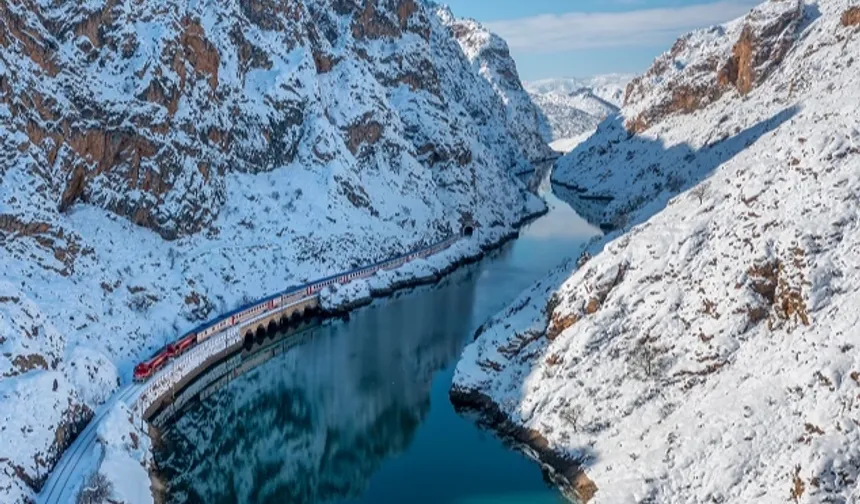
[485,0,761,54]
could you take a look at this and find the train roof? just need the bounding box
[146,235,456,361]
[308,237,452,287]
[186,284,305,335]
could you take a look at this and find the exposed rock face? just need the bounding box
[0,0,539,240]
[464,1,860,503]
[718,1,803,95]
[843,6,860,26]
[0,1,545,502]
[440,9,555,165]
[624,0,803,133]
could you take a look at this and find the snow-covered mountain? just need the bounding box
[0,0,545,501]
[524,74,634,108]
[524,75,633,147]
[529,91,619,145]
[442,11,555,164]
[455,1,860,503]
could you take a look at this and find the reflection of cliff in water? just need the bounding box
[157,264,482,504]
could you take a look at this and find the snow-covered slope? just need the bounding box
[529,91,618,145]
[524,75,632,146]
[454,1,860,503]
[0,0,544,501]
[442,10,555,164]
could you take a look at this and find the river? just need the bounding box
[155,172,601,504]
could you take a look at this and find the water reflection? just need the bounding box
[159,265,490,503]
[158,164,600,504]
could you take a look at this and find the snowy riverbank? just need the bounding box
[33,198,548,504]
[452,1,860,503]
[0,0,553,500]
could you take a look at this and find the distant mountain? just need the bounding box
[524,74,635,107]
[524,75,634,149]
[529,91,619,144]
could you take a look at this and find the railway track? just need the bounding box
[37,230,471,503]
[39,383,143,504]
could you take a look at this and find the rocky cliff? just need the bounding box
[0,0,544,501]
[0,0,541,241]
[441,9,555,165]
[624,0,804,134]
[553,0,807,229]
[457,0,860,502]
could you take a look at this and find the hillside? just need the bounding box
[525,75,632,149]
[442,10,555,164]
[0,0,545,501]
[454,1,860,503]
[529,91,619,145]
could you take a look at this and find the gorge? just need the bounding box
[2,0,860,503]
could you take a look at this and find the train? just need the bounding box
[133,234,462,382]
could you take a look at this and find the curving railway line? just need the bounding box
[38,229,472,503]
[39,383,144,504]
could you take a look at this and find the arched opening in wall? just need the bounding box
[255,326,266,344]
[278,315,288,330]
[462,226,474,237]
[243,332,254,351]
[290,311,301,326]
[267,321,277,339]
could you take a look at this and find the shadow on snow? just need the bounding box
[551,105,800,233]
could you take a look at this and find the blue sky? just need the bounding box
[442,0,761,81]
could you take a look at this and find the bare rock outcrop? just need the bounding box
[624,0,803,133]
[1,0,541,240]
[843,6,860,26]
[0,1,546,502]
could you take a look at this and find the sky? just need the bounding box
[442,0,762,81]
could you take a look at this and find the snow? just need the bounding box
[549,132,595,155]
[455,1,860,503]
[96,404,153,504]
[0,0,547,502]
[0,370,90,502]
[441,10,555,163]
[525,75,632,143]
[63,347,120,409]
[524,75,633,107]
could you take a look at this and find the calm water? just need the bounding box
[156,173,600,504]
